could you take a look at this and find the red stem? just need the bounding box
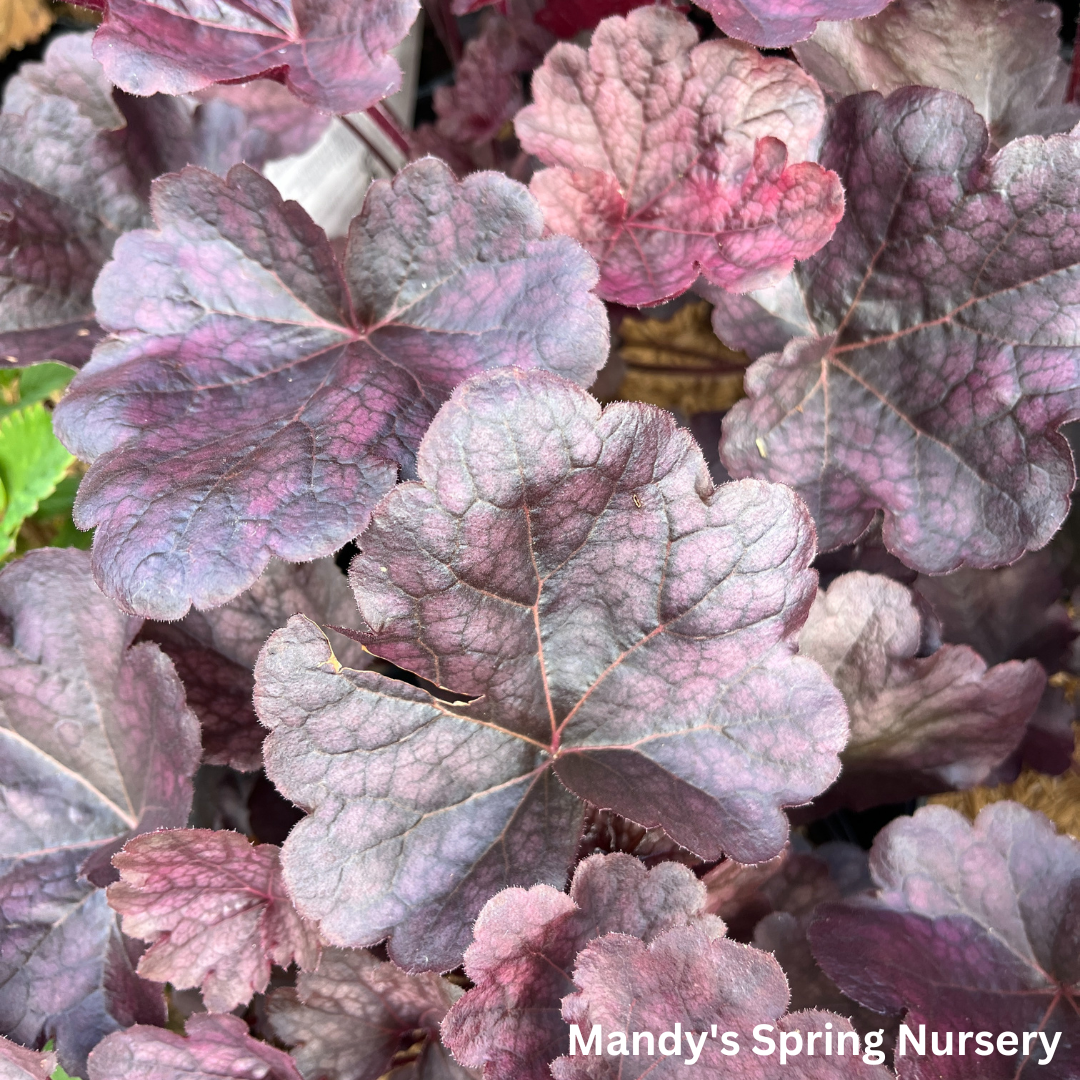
[340,116,397,176]
[365,104,412,159]
[422,0,463,64]
[1068,42,1080,104]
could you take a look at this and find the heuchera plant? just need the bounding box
[2,2,1080,1079]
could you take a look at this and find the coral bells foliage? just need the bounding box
[5,3,1080,1080]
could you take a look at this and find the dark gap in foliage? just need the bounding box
[803,800,919,850]
[333,540,359,575]
[248,772,306,845]
[414,7,456,126]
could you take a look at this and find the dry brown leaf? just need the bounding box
[930,724,1080,839]
[0,0,54,59]
[616,300,750,415]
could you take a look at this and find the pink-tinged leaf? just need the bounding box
[697,275,813,361]
[53,158,608,620]
[0,549,200,1070]
[443,854,721,1080]
[694,0,893,48]
[0,1037,55,1080]
[140,558,369,771]
[107,829,320,1013]
[515,7,844,307]
[90,0,420,113]
[808,802,1080,1079]
[268,948,470,1080]
[798,572,1045,809]
[551,927,894,1078]
[87,1013,304,1080]
[721,88,1080,573]
[255,368,847,970]
[794,0,1080,147]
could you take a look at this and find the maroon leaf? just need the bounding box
[808,802,1080,1079]
[141,558,369,771]
[0,1037,55,1080]
[532,0,653,38]
[90,0,420,114]
[721,88,1080,573]
[514,7,844,306]
[268,948,470,1080]
[442,853,721,1080]
[87,1013,304,1080]
[53,158,608,620]
[551,926,894,1078]
[254,368,847,970]
[694,0,894,48]
[794,0,1080,147]
[0,549,199,1072]
[798,571,1045,809]
[107,829,320,1012]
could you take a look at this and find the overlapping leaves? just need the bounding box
[255,368,847,971]
[721,87,1080,573]
[53,158,608,619]
[695,0,894,48]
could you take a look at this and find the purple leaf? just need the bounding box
[721,88,1080,573]
[53,158,608,619]
[697,275,814,361]
[798,571,1045,809]
[794,0,1080,147]
[90,0,419,113]
[693,0,894,48]
[254,368,847,970]
[0,548,199,1070]
[551,926,894,1078]
[808,802,1080,1079]
[442,853,721,1080]
[140,558,369,771]
[87,1013,304,1080]
[0,1037,55,1080]
[107,829,320,1012]
[514,7,844,307]
[268,948,471,1080]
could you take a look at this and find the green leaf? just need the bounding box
[0,362,76,422]
[0,404,75,556]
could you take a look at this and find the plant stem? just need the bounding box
[339,115,397,176]
[366,104,412,159]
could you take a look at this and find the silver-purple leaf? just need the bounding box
[53,157,608,620]
[798,571,1045,809]
[107,829,320,1013]
[721,88,1080,573]
[0,549,199,1072]
[268,948,470,1080]
[808,802,1080,1079]
[442,853,722,1080]
[87,1013,304,1080]
[693,0,893,48]
[255,368,847,970]
[0,1036,55,1080]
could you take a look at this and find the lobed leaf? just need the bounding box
[87,1013,304,1080]
[90,0,420,113]
[515,7,844,307]
[53,157,608,619]
[808,802,1080,1079]
[794,0,1080,147]
[693,0,894,48]
[551,926,894,1078]
[0,548,199,1072]
[721,88,1080,573]
[268,948,470,1080]
[798,571,1045,809]
[442,853,722,1080]
[107,829,320,1013]
[255,368,847,970]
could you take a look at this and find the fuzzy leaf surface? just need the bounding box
[90,0,419,113]
[551,927,894,1078]
[53,158,608,619]
[0,1037,54,1080]
[107,829,319,1012]
[141,558,368,770]
[268,948,469,1080]
[794,0,1080,147]
[256,368,847,970]
[0,548,198,1070]
[721,88,1080,573]
[87,1013,304,1080]
[515,7,844,306]
[799,572,1045,808]
[808,802,1080,1079]
[694,0,893,48]
[442,853,722,1080]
